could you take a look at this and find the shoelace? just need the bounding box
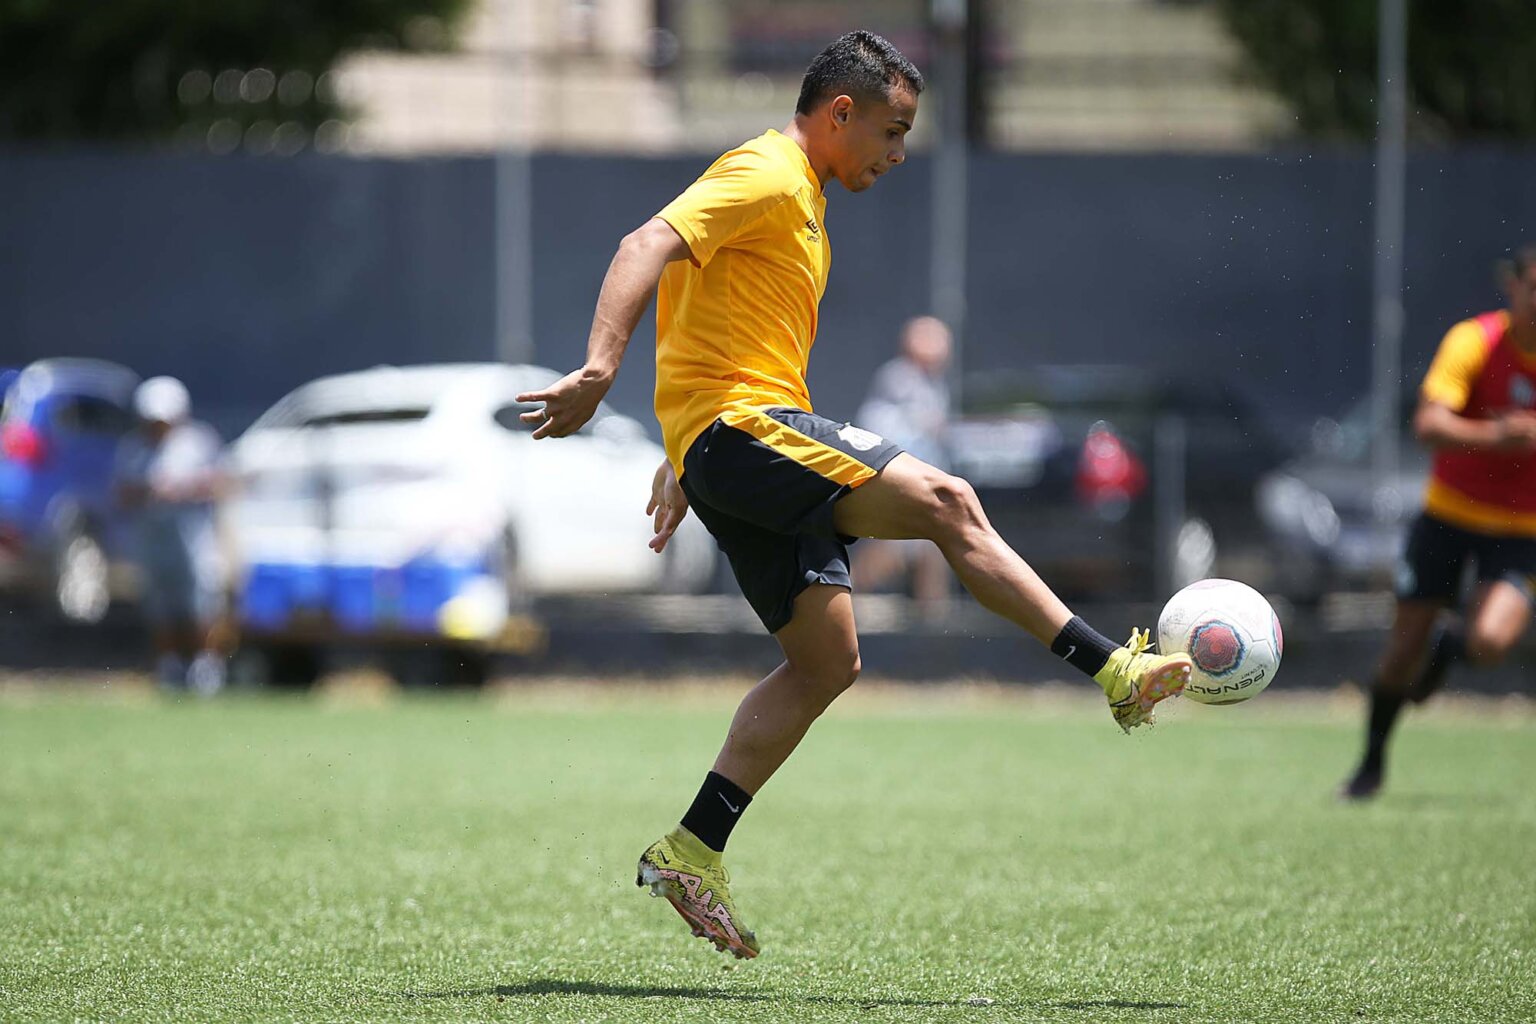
[1123,627,1155,657]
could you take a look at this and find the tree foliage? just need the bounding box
[1214,0,1536,141]
[0,0,471,142]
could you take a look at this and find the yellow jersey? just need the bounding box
[653,130,830,474]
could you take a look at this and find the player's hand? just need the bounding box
[647,459,689,553]
[1494,410,1536,450]
[515,366,613,439]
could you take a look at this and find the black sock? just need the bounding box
[1361,685,1406,775]
[679,771,753,853]
[1050,616,1118,678]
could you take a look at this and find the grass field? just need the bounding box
[2,679,1534,1024]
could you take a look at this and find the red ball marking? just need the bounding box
[1272,613,1284,656]
[1190,620,1242,674]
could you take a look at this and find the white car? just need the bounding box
[225,363,715,648]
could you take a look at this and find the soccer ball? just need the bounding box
[1156,578,1282,705]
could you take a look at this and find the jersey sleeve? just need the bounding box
[1420,319,1493,411]
[656,147,795,267]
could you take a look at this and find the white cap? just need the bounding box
[133,376,191,424]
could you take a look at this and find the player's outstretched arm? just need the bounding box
[517,218,693,439]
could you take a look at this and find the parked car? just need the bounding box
[0,359,141,623]
[1256,389,1426,604]
[224,363,716,677]
[952,365,1295,601]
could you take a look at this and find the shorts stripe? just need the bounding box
[718,407,877,489]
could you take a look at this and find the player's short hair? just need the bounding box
[795,30,924,116]
[1502,243,1536,279]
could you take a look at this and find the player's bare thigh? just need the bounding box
[832,452,988,542]
[774,583,860,690]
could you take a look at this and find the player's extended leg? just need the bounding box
[637,583,857,959]
[1340,599,1440,800]
[833,453,1190,729]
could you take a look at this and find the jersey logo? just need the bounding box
[805,218,820,234]
[837,424,883,452]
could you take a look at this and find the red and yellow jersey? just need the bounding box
[1422,310,1536,537]
[653,130,830,475]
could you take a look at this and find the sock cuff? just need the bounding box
[706,771,752,810]
[678,771,753,854]
[1050,616,1116,678]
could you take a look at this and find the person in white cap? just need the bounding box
[114,376,229,694]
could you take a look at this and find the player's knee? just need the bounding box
[795,649,860,705]
[925,472,983,540]
[824,650,861,696]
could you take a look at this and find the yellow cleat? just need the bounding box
[636,826,760,959]
[1095,628,1192,733]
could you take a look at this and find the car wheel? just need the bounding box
[384,647,489,689]
[53,528,111,624]
[232,642,322,689]
[441,648,490,688]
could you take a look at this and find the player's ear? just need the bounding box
[829,94,854,128]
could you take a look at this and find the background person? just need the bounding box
[1341,244,1536,800]
[115,376,229,695]
[852,314,954,607]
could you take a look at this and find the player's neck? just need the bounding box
[781,118,830,191]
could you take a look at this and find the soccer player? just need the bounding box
[516,31,1191,957]
[1341,244,1536,800]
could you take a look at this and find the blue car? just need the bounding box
[0,359,141,622]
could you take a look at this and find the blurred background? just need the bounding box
[3,0,1534,690]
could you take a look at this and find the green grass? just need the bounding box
[2,682,1534,1023]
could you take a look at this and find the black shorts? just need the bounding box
[1397,512,1536,604]
[680,407,904,633]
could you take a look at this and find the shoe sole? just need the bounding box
[1118,657,1192,732]
[1140,657,1191,709]
[636,862,760,960]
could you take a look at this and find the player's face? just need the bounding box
[829,85,917,193]
[1509,264,1536,327]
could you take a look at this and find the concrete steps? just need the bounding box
[993,0,1291,150]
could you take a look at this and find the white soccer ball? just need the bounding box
[1156,578,1282,705]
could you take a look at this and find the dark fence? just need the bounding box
[3,147,1534,439]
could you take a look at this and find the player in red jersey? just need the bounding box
[1342,245,1536,800]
